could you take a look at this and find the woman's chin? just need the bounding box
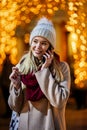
[34,54,42,59]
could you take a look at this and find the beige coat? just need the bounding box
[8,61,71,130]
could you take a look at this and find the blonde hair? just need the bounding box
[17,50,64,83]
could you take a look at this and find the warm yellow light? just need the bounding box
[0,0,87,89]
[65,25,74,32]
[80,45,86,51]
[81,51,85,56]
[81,22,86,27]
[53,7,58,11]
[37,4,42,9]
[47,9,53,14]
[68,2,74,11]
[24,33,30,44]
[80,35,85,41]
[76,29,81,34]
[71,33,78,41]
[75,69,80,75]
[71,41,77,53]
[79,61,85,67]
[73,54,78,59]
[66,0,87,88]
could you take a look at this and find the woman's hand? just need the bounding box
[41,50,54,70]
[9,67,21,90]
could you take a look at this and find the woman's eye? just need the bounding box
[41,42,47,45]
[33,40,38,43]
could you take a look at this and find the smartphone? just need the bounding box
[42,46,52,63]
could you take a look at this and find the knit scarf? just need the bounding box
[21,73,45,101]
[21,52,60,101]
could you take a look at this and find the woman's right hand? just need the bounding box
[9,67,21,90]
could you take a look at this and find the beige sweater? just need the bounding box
[8,61,71,130]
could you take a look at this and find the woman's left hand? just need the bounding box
[41,50,54,70]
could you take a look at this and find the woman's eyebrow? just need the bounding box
[41,40,49,43]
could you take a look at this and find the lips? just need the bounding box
[34,50,42,54]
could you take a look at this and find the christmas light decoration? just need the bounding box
[0,0,87,88]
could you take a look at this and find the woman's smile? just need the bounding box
[34,50,42,54]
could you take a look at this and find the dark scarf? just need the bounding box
[21,73,45,101]
[21,52,60,101]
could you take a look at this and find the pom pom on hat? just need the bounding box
[30,17,56,48]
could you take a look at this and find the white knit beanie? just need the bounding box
[30,17,56,48]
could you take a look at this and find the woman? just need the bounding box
[8,17,71,130]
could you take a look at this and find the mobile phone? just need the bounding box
[42,46,52,63]
[47,46,52,52]
[42,56,45,63]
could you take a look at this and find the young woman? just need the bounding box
[8,17,71,130]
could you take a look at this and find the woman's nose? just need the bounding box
[36,42,41,48]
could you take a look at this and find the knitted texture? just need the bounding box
[30,17,56,48]
[21,73,45,101]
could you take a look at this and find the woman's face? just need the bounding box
[31,36,50,59]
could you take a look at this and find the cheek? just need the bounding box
[30,44,35,50]
[42,46,49,53]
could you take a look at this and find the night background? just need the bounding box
[0,0,87,130]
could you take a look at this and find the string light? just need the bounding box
[66,0,87,88]
[0,0,64,71]
[0,0,87,89]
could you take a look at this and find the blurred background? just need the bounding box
[0,0,87,130]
